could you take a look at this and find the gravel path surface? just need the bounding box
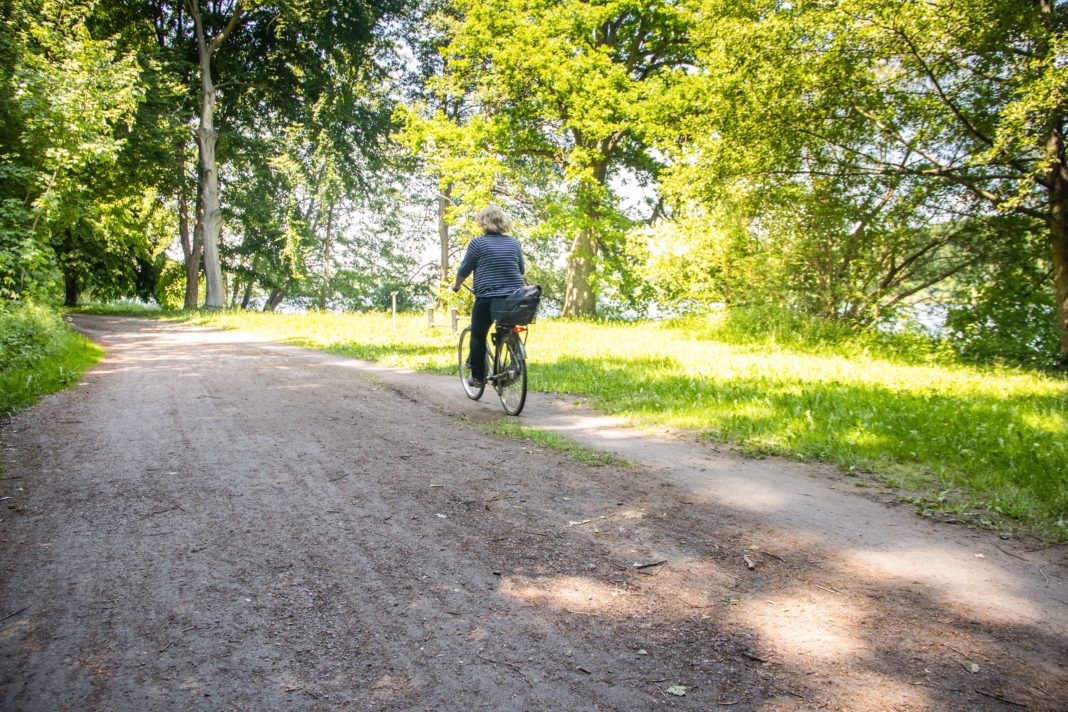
[1,315,1065,711]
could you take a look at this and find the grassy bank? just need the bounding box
[1,303,103,417]
[79,305,1068,540]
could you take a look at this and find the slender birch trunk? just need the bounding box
[179,177,202,310]
[319,201,335,311]
[438,184,452,286]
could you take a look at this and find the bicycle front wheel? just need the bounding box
[494,332,527,415]
[458,327,486,400]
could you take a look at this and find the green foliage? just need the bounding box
[0,0,146,303]
[4,0,1064,368]
[946,276,1058,370]
[400,0,697,315]
[653,0,1066,362]
[225,102,418,312]
[153,259,189,311]
[0,302,102,416]
[625,206,761,310]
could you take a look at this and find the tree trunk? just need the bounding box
[188,1,242,310]
[562,161,607,317]
[1051,182,1068,368]
[195,44,224,308]
[1036,0,1068,367]
[179,185,202,310]
[240,275,256,310]
[319,200,335,311]
[438,184,452,285]
[60,227,78,307]
[63,272,78,308]
[563,227,598,317]
[264,288,285,312]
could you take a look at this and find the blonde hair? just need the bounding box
[476,204,512,235]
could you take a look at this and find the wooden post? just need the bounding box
[391,291,398,331]
[427,307,435,327]
[451,308,459,333]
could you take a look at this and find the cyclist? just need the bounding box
[450,204,526,387]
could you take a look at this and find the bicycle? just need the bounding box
[456,285,538,416]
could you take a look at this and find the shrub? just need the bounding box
[0,302,101,416]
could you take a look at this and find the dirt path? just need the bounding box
[1,315,1065,711]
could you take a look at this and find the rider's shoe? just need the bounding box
[467,376,484,387]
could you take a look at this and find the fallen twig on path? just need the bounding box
[633,559,668,570]
[285,687,320,699]
[942,643,973,659]
[0,606,28,623]
[993,544,1027,561]
[477,653,532,684]
[143,505,184,519]
[976,690,1028,707]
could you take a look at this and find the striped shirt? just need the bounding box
[456,234,526,298]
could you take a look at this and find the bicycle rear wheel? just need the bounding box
[494,331,527,415]
[458,327,487,400]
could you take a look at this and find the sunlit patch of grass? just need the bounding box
[489,420,632,468]
[72,301,165,316]
[88,305,1068,540]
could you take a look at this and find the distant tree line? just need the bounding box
[2,0,1065,368]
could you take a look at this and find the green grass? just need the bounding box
[488,419,632,468]
[79,304,1068,540]
[1,303,103,417]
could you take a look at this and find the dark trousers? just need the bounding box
[469,297,493,380]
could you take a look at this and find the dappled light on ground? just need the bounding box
[740,591,935,708]
[538,413,631,434]
[838,547,1045,626]
[13,315,1057,711]
[501,576,629,615]
[734,591,869,663]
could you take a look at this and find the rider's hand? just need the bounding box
[450,284,460,293]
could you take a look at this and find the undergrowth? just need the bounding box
[1,303,102,417]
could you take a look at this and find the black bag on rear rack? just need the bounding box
[490,285,542,325]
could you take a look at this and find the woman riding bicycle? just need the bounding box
[450,204,525,387]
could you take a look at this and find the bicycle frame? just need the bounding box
[485,324,525,382]
[455,285,530,415]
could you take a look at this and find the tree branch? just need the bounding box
[885,256,980,307]
[888,23,995,149]
[208,2,245,54]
